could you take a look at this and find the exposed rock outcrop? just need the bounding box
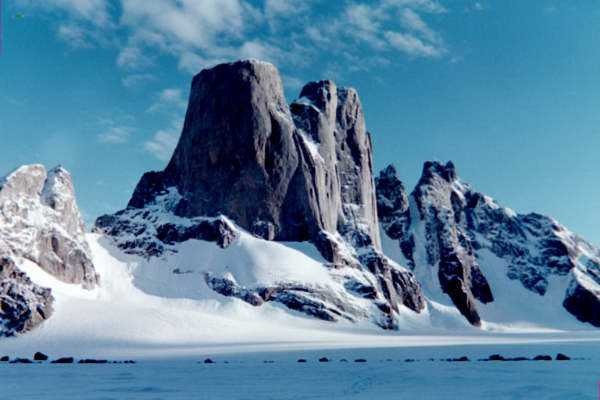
[125,62,380,248]
[95,59,425,329]
[0,257,53,336]
[377,161,600,327]
[0,164,97,336]
[0,165,98,287]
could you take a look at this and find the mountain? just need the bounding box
[2,59,600,341]
[95,59,424,330]
[376,162,600,328]
[0,165,97,336]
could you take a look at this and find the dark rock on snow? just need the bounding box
[78,359,108,364]
[446,356,469,362]
[0,257,53,336]
[533,355,552,361]
[555,353,570,361]
[563,280,600,328]
[51,357,74,364]
[33,352,48,361]
[10,358,33,364]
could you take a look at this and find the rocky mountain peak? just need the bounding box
[41,166,87,239]
[378,160,600,328]
[375,165,409,227]
[124,60,382,249]
[421,160,457,183]
[97,60,425,329]
[0,164,47,199]
[0,164,98,336]
[0,164,97,288]
[297,80,338,117]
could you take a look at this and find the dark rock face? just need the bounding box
[377,161,600,328]
[96,60,425,329]
[563,276,600,327]
[33,352,49,361]
[375,165,409,236]
[162,61,300,240]
[0,257,53,336]
[377,162,492,325]
[51,357,74,364]
[122,63,380,248]
[78,359,108,364]
[10,358,33,364]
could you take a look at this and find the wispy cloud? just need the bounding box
[147,88,187,113]
[385,31,443,58]
[121,73,155,88]
[23,0,452,84]
[144,121,181,162]
[98,126,134,144]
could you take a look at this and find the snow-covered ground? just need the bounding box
[1,233,599,359]
[2,343,599,400]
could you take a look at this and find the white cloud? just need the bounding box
[26,0,451,86]
[121,73,155,88]
[382,0,446,14]
[18,0,114,50]
[120,0,248,53]
[98,125,134,144]
[32,0,111,26]
[385,31,443,58]
[265,0,296,15]
[117,44,153,70]
[57,24,92,47]
[144,123,181,162]
[147,88,187,113]
[401,9,438,42]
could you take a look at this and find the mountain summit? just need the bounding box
[3,60,600,338]
[96,59,425,329]
[377,161,600,328]
[0,165,97,336]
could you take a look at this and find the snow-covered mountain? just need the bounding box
[0,165,97,336]
[377,162,600,329]
[1,60,600,344]
[95,60,424,330]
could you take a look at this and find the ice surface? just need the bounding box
[1,343,599,399]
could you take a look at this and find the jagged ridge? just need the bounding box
[95,60,425,329]
[377,161,600,327]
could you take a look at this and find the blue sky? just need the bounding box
[1,0,600,243]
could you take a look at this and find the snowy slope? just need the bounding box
[377,161,600,330]
[2,231,599,359]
